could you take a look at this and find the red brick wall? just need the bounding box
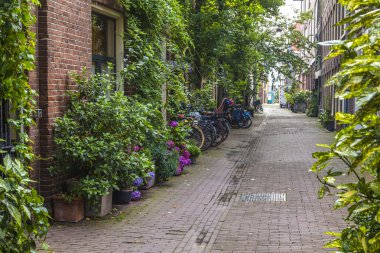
[36,0,92,204]
[28,6,41,191]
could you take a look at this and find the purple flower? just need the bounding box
[183,150,191,159]
[179,155,187,165]
[169,121,179,128]
[175,146,180,152]
[131,190,142,200]
[180,143,187,149]
[133,177,143,187]
[148,171,155,179]
[175,164,184,175]
[186,158,191,165]
[166,140,175,149]
[133,145,140,152]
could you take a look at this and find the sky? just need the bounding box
[279,0,301,19]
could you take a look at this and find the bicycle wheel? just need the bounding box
[188,125,205,149]
[199,123,213,151]
[220,119,230,141]
[241,117,252,128]
[212,121,227,147]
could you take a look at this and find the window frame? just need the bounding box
[91,5,124,91]
[92,12,117,74]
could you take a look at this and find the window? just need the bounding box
[91,5,124,90]
[92,12,116,74]
[0,100,14,157]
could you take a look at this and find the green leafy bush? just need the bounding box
[319,110,334,126]
[152,144,179,181]
[0,156,50,252]
[188,82,217,111]
[187,144,201,158]
[118,0,191,115]
[292,90,310,104]
[52,72,158,200]
[0,0,51,251]
[284,92,294,106]
[311,0,380,251]
[306,91,318,117]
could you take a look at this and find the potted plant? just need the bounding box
[52,179,84,222]
[319,110,335,132]
[50,73,159,216]
[139,171,156,190]
[112,181,133,205]
[52,194,84,222]
[113,148,155,202]
[80,177,113,217]
[293,90,309,113]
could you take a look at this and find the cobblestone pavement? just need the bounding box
[45,104,346,253]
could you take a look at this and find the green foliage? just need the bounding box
[284,92,294,105]
[168,120,190,146]
[188,82,216,111]
[189,0,311,104]
[318,110,334,125]
[152,144,179,181]
[0,155,50,252]
[0,0,38,159]
[118,0,191,114]
[285,90,310,105]
[307,91,319,117]
[187,143,201,158]
[76,177,113,204]
[311,0,380,251]
[292,90,310,104]
[298,10,313,22]
[0,1,51,251]
[52,72,158,200]
[118,151,155,189]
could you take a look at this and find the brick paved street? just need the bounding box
[45,104,346,252]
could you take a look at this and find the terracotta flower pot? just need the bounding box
[52,195,84,223]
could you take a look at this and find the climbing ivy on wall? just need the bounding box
[0,0,38,159]
[0,0,50,251]
[118,0,192,115]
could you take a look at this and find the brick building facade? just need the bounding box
[299,0,355,129]
[28,0,125,207]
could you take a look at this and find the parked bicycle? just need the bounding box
[178,115,205,150]
[227,105,252,129]
[254,100,263,114]
[218,98,252,129]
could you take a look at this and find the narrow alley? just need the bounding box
[46,105,346,253]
